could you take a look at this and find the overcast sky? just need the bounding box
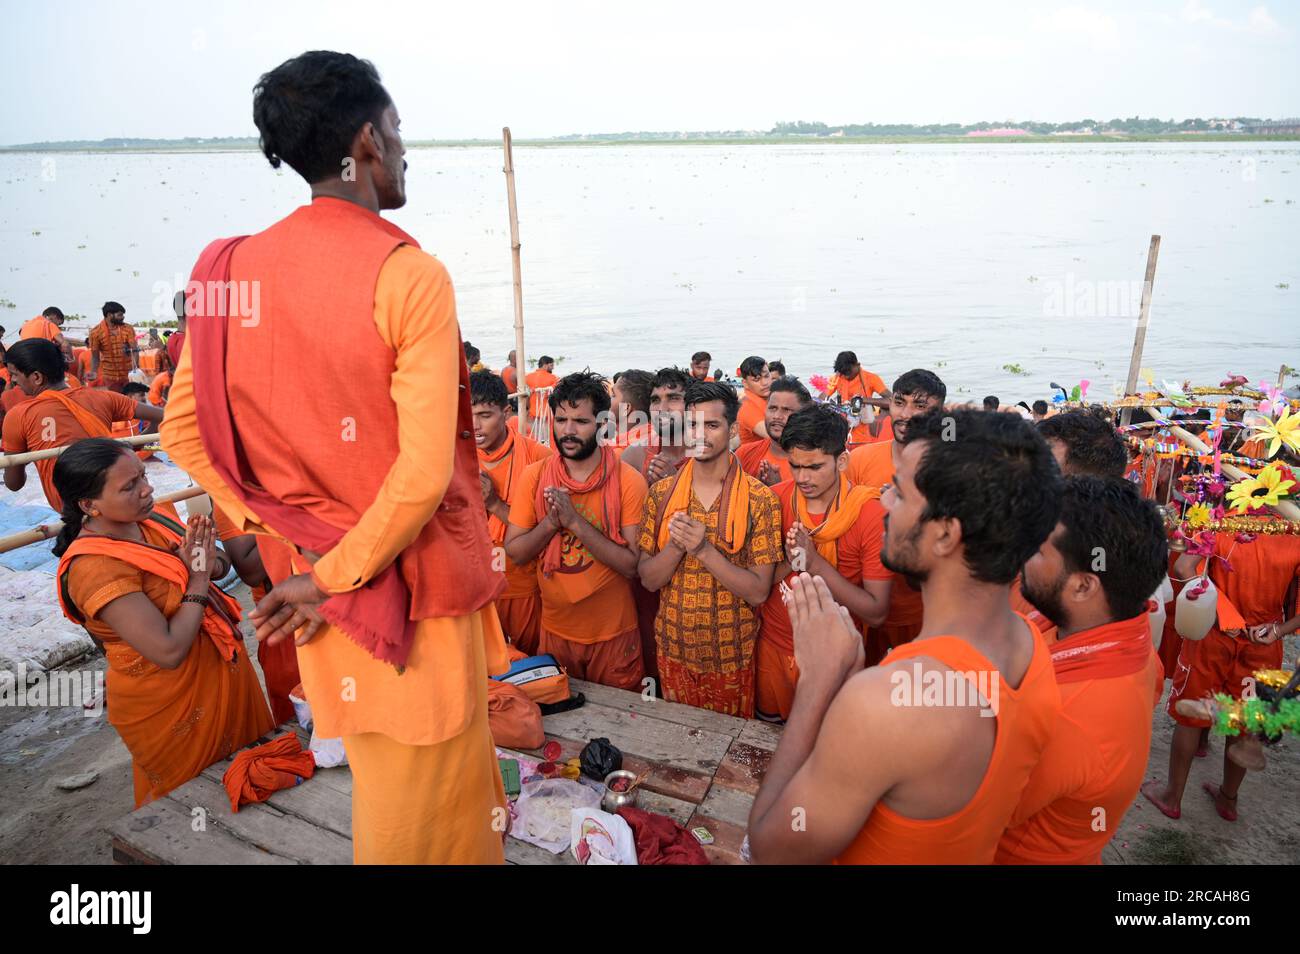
[2,0,1296,144]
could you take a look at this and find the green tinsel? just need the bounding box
[1211,693,1300,738]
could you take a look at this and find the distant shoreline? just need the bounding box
[2,133,1299,154]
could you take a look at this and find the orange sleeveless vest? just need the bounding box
[223,198,501,622]
[835,628,1060,864]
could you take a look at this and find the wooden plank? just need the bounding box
[508,736,711,804]
[198,763,352,841]
[736,720,784,752]
[108,796,295,866]
[693,783,756,829]
[569,679,747,738]
[636,790,697,826]
[713,740,773,795]
[505,836,571,865]
[174,773,353,864]
[540,701,734,775]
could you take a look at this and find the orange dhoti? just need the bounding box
[495,594,542,656]
[658,655,755,718]
[537,625,644,691]
[755,637,798,721]
[345,660,506,865]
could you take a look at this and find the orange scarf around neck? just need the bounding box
[655,453,749,555]
[794,474,877,566]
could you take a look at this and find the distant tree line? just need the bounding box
[770,117,1268,136]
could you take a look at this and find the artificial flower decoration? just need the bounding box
[1249,406,1300,459]
[1256,380,1287,418]
[808,374,831,397]
[1226,464,1296,515]
[1184,503,1212,528]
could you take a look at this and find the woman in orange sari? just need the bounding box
[53,438,273,807]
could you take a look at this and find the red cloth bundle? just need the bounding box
[617,806,709,865]
[222,732,316,812]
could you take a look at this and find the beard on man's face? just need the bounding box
[1020,569,1068,627]
[558,431,599,461]
[880,517,928,585]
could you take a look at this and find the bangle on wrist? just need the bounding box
[181,592,210,607]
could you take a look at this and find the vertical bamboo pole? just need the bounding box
[1120,234,1162,427]
[503,127,528,426]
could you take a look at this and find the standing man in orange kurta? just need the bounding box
[88,301,138,389]
[473,369,552,654]
[525,355,558,426]
[998,477,1165,864]
[161,51,510,864]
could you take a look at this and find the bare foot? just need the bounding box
[1202,781,1238,822]
[1141,780,1181,819]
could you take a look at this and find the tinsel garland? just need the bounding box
[1212,694,1300,738]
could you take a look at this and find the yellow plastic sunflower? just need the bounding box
[1226,464,1296,514]
[1251,407,1300,459]
[1184,503,1212,528]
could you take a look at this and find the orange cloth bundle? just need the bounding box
[487,680,545,749]
[222,733,316,812]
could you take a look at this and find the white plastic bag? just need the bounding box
[570,807,638,865]
[309,730,348,768]
[513,779,600,854]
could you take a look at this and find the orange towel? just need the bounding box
[793,474,878,566]
[655,453,750,555]
[222,732,316,812]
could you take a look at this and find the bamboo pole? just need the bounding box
[0,485,209,554]
[1167,424,1300,521]
[1120,235,1162,427]
[0,432,158,469]
[503,127,529,427]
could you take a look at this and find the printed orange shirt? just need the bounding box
[89,320,137,383]
[638,473,783,675]
[508,459,647,643]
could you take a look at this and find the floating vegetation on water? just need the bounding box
[0,298,16,309]
[1278,283,1291,289]
[936,360,947,368]
[1026,275,1038,283]
[31,230,40,236]
[1263,198,1273,203]
[132,271,140,278]
[1095,360,1106,369]
[1002,363,1030,376]
[76,244,85,250]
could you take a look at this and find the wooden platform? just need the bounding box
[108,679,782,865]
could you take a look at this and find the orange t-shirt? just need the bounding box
[832,370,888,446]
[2,388,138,509]
[835,626,1061,864]
[21,315,61,341]
[737,391,767,445]
[737,437,793,484]
[997,615,1161,864]
[846,439,893,490]
[148,370,171,406]
[760,481,891,655]
[508,459,646,643]
[501,365,518,395]
[481,432,553,599]
[525,369,558,420]
[858,501,925,629]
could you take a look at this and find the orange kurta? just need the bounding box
[60,519,274,807]
[1,387,137,510]
[88,319,136,386]
[737,438,793,485]
[736,391,767,446]
[162,238,509,864]
[996,615,1161,864]
[836,626,1061,864]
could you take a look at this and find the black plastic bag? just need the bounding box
[579,737,623,780]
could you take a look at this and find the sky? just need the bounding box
[1,0,1297,144]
